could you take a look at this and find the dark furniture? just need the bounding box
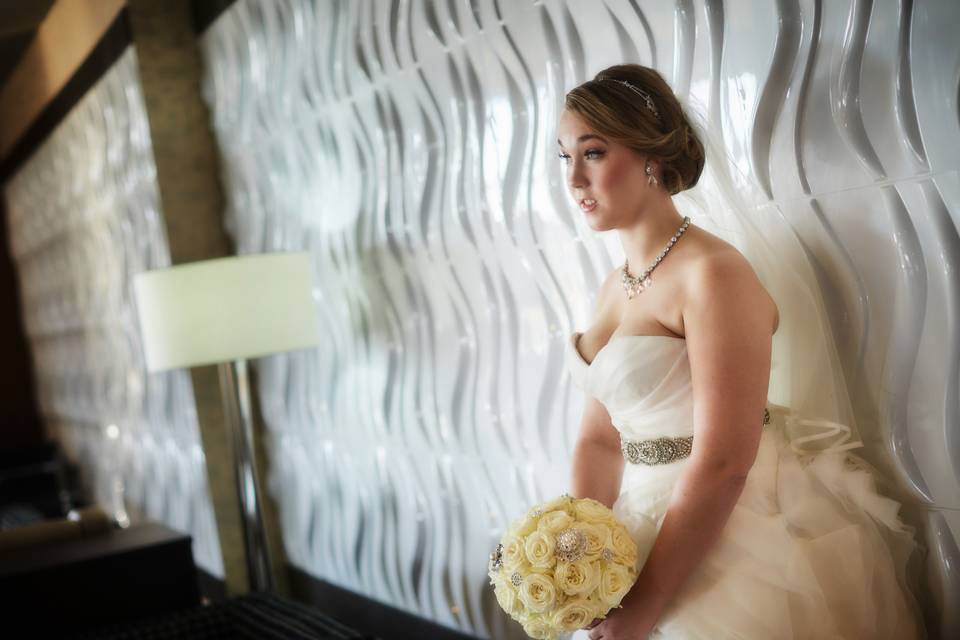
[0,522,201,637]
[66,591,378,640]
[0,441,76,528]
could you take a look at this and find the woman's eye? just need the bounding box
[558,149,604,163]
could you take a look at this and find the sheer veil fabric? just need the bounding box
[671,97,865,455]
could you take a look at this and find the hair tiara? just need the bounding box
[597,75,660,119]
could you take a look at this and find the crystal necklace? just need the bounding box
[622,215,691,299]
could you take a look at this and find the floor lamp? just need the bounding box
[133,252,320,592]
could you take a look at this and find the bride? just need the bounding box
[558,65,926,639]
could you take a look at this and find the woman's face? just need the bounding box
[556,109,652,231]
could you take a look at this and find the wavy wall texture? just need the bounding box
[2,47,224,578]
[200,0,959,637]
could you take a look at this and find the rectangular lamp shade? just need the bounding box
[134,252,321,372]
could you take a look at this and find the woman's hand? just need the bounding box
[585,602,658,639]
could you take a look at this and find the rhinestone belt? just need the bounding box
[621,407,772,465]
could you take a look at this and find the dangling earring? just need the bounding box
[645,160,658,187]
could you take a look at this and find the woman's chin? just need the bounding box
[584,214,615,232]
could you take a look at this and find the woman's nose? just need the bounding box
[567,163,587,190]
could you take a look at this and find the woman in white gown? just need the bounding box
[557,65,926,639]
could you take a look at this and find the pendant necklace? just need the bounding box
[622,215,691,299]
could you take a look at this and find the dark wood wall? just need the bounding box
[0,194,42,449]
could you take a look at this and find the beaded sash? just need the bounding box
[621,407,772,465]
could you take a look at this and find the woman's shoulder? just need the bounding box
[676,225,759,285]
[678,227,780,334]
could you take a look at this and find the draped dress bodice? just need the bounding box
[565,331,695,441]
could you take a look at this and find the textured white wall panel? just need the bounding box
[3,48,224,578]
[201,0,958,636]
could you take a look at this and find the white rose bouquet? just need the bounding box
[487,494,648,640]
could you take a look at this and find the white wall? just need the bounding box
[199,1,959,637]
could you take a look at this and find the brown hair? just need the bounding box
[564,64,705,195]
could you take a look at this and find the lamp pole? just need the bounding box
[218,358,274,592]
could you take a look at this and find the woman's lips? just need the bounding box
[580,199,597,212]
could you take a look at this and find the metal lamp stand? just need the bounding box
[217,358,274,592]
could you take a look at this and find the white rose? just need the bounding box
[574,522,610,560]
[597,563,633,608]
[502,533,527,570]
[510,513,539,537]
[551,596,595,632]
[554,558,601,597]
[492,574,521,617]
[610,525,639,567]
[584,594,610,623]
[573,497,616,525]
[538,510,574,535]
[518,572,558,614]
[522,614,556,640]
[539,494,576,515]
[524,530,556,569]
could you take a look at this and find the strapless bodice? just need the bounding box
[565,331,694,441]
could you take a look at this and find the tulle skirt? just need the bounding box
[572,408,926,639]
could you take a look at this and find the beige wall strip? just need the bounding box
[0,0,125,161]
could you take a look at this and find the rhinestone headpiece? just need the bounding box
[598,75,659,119]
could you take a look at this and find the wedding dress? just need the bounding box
[565,331,925,640]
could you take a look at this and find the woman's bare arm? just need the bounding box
[620,251,777,621]
[571,395,625,508]
[570,269,626,508]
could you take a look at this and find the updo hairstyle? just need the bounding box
[564,64,705,195]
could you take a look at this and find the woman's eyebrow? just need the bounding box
[556,133,609,147]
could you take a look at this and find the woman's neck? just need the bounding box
[618,199,688,271]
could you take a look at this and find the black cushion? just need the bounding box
[67,592,378,640]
